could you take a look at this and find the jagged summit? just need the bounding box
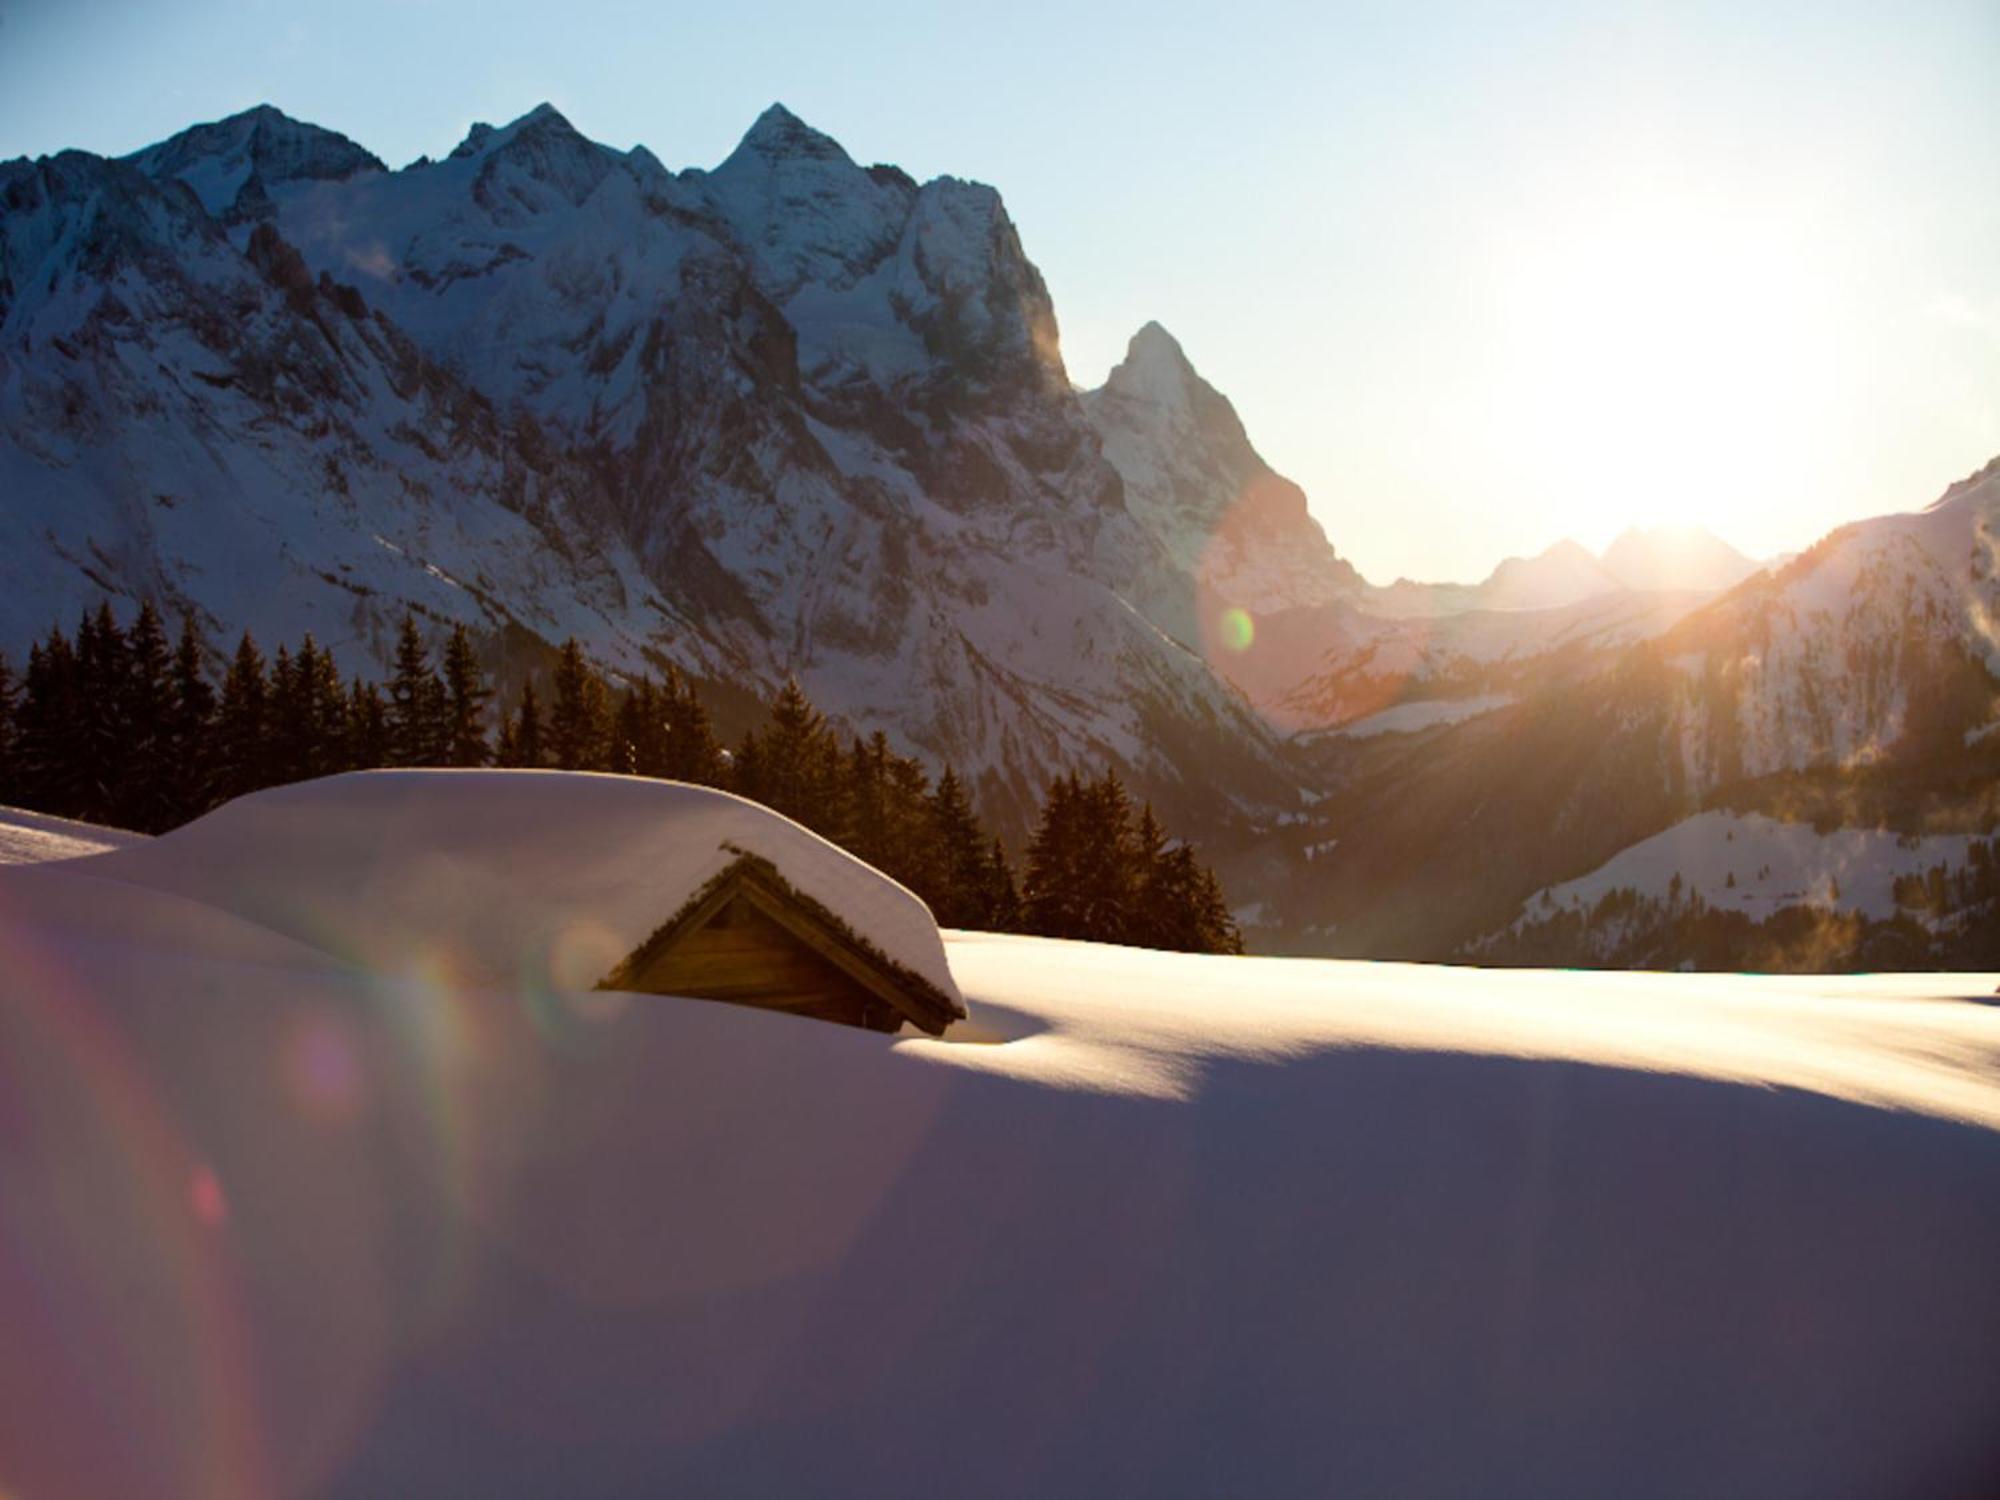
[126,103,383,218]
[1101,321,1202,409]
[729,102,851,165]
[449,101,585,160]
[1129,319,1187,361]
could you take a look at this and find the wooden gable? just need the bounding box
[597,854,961,1036]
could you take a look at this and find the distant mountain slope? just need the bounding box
[1601,524,1760,593]
[1250,464,2000,958]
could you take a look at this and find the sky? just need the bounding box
[3,0,1998,583]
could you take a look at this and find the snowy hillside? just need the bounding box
[1513,810,1982,924]
[0,780,1996,1497]
[1661,457,2000,789]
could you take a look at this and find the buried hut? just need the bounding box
[597,843,963,1035]
[76,769,970,1036]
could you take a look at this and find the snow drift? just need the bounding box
[72,770,962,1006]
[0,789,1997,1497]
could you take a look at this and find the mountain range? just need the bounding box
[3,101,1995,956]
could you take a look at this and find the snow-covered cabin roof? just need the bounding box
[81,771,965,1018]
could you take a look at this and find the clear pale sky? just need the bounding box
[4,0,1998,582]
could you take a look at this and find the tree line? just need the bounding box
[0,602,1242,953]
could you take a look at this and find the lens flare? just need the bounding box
[0,922,269,1500]
[281,1010,366,1126]
[1218,607,1255,652]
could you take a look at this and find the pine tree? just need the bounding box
[0,652,17,806]
[387,614,445,767]
[548,639,608,771]
[15,632,82,818]
[611,681,650,776]
[214,633,271,802]
[72,603,130,823]
[345,678,389,769]
[512,679,545,769]
[441,624,491,767]
[299,637,349,778]
[1023,772,1093,940]
[1127,803,1170,948]
[878,750,938,898]
[659,664,724,784]
[928,765,999,928]
[164,618,217,821]
[842,733,892,869]
[1152,845,1244,954]
[987,836,1021,931]
[741,678,842,829]
[113,601,175,829]
[267,642,308,785]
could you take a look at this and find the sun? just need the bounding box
[1484,188,1844,545]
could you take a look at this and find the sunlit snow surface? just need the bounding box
[0,803,149,865]
[0,782,1996,1498]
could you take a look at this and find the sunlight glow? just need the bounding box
[1486,190,1845,548]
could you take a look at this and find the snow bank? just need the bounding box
[1528,809,1980,922]
[0,804,149,866]
[78,771,962,1008]
[1,804,1997,1496]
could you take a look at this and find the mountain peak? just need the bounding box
[1100,321,1203,410]
[450,102,585,162]
[1600,524,1758,593]
[518,101,571,130]
[729,102,850,165]
[1128,320,1190,367]
[125,105,383,217]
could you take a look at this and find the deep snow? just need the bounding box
[0,787,1996,1498]
[0,803,149,865]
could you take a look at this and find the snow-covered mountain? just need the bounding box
[1661,459,2000,790]
[1601,524,1760,594]
[1081,321,1361,639]
[1368,539,1623,617]
[1270,463,2000,958]
[2,102,1321,833]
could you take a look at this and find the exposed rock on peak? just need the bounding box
[729,103,851,165]
[127,104,383,220]
[1085,323,1361,641]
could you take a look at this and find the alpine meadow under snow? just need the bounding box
[1,782,1998,1497]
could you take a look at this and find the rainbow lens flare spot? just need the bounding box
[1219,607,1255,653]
